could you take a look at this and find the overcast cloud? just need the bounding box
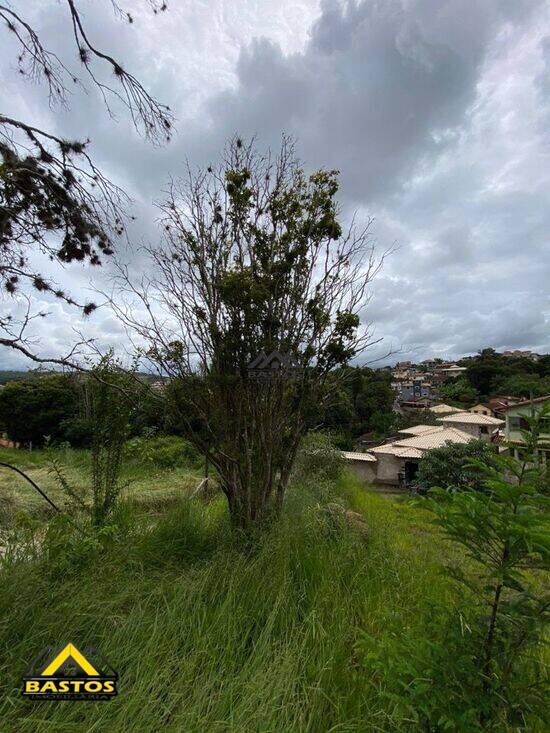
[1,0,549,369]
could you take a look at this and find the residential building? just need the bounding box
[369,425,474,485]
[470,403,493,417]
[429,403,461,415]
[501,396,550,448]
[501,350,540,361]
[344,424,476,487]
[341,452,378,483]
[436,411,504,441]
[436,364,467,378]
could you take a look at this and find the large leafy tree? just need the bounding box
[111,137,385,528]
[0,374,78,445]
[0,1,173,364]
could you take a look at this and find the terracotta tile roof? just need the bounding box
[498,395,550,411]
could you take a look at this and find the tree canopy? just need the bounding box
[0,1,172,364]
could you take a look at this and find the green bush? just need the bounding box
[292,431,345,486]
[124,435,202,470]
[416,439,498,492]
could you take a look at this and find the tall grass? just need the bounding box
[0,474,545,731]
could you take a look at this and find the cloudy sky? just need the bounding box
[1,0,549,368]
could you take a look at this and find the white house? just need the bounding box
[347,425,475,487]
[436,412,504,441]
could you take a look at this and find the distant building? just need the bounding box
[470,403,493,417]
[436,411,504,442]
[436,364,467,378]
[342,452,378,483]
[501,350,540,361]
[366,425,475,486]
[429,403,461,415]
[500,396,550,456]
[470,396,522,419]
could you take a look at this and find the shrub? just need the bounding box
[416,439,498,492]
[124,435,202,470]
[292,432,345,486]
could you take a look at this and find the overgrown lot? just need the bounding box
[0,446,547,731]
[0,437,547,732]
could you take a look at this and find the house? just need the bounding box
[485,395,523,419]
[397,378,436,402]
[400,397,438,413]
[500,396,550,458]
[429,403,461,415]
[369,425,474,485]
[501,350,540,362]
[345,424,476,487]
[469,398,522,419]
[436,364,467,378]
[470,403,493,417]
[342,452,378,483]
[436,411,504,441]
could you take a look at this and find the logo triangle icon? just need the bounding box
[40,643,100,677]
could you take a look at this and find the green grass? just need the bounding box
[0,444,202,523]
[0,459,545,732]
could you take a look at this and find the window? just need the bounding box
[509,416,521,431]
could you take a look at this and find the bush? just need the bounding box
[124,435,202,470]
[416,440,498,492]
[292,432,345,486]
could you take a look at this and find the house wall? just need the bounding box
[446,422,496,442]
[346,459,377,484]
[373,453,403,484]
[504,401,550,443]
[471,404,494,417]
[445,422,480,438]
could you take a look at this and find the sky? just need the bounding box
[1,0,549,369]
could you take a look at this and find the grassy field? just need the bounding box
[0,442,202,524]
[0,446,546,732]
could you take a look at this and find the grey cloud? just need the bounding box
[1,0,549,368]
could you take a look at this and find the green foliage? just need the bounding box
[416,440,498,492]
[0,374,78,445]
[292,431,346,489]
[124,435,201,470]
[440,376,478,404]
[0,464,547,730]
[315,366,396,443]
[88,359,135,527]
[421,412,550,730]
[464,350,550,399]
[48,358,136,528]
[496,373,550,398]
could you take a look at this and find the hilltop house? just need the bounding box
[500,396,550,460]
[344,424,476,487]
[435,411,504,441]
[429,403,461,415]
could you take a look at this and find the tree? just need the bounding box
[0,374,78,445]
[425,409,550,728]
[416,440,498,493]
[439,376,477,404]
[495,373,550,399]
[0,1,173,364]
[111,137,385,528]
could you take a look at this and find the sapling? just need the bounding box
[426,404,550,727]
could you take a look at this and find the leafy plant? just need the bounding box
[416,439,498,493]
[423,407,550,728]
[49,356,136,527]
